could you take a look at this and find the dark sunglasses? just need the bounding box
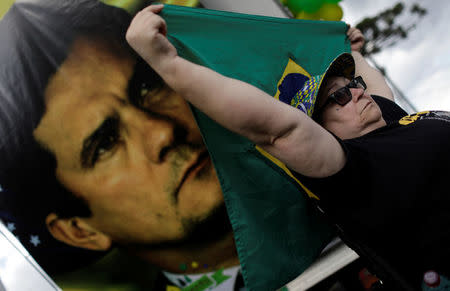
[317,76,367,113]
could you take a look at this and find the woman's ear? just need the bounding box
[45,213,112,251]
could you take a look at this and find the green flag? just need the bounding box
[160,5,349,291]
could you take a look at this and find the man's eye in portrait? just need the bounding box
[129,60,164,109]
[81,115,121,168]
[139,80,163,107]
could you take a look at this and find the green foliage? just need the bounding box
[356,2,427,56]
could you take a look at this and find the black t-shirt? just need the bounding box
[295,111,450,289]
[371,95,408,123]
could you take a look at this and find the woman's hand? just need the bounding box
[126,4,177,67]
[347,25,365,52]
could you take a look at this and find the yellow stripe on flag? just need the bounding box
[255,146,319,200]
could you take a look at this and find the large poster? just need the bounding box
[0,1,349,290]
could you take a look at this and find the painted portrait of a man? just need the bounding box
[0,1,347,289]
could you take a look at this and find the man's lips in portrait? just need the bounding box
[172,149,210,202]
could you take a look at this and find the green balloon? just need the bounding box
[302,0,325,14]
[287,0,324,14]
[296,11,321,20]
[286,0,304,14]
[318,3,343,21]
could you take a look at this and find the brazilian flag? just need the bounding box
[159,5,349,291]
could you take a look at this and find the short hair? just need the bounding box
[0,0,143,274]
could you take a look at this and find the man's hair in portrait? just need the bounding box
[0,0,147,273]
[0,0,138,218]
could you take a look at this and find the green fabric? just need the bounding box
[161,5,349,291]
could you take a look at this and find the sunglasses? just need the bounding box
[316,76,367,114]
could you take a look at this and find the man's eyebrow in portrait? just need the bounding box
[81,113,120,169]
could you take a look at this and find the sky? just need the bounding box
[341,0,450,112]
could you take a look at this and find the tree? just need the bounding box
[355,2,427,112]
[356,2,427,56]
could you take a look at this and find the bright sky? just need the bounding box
[341,0,450,112]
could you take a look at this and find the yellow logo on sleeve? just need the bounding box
[399,111,430,125]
